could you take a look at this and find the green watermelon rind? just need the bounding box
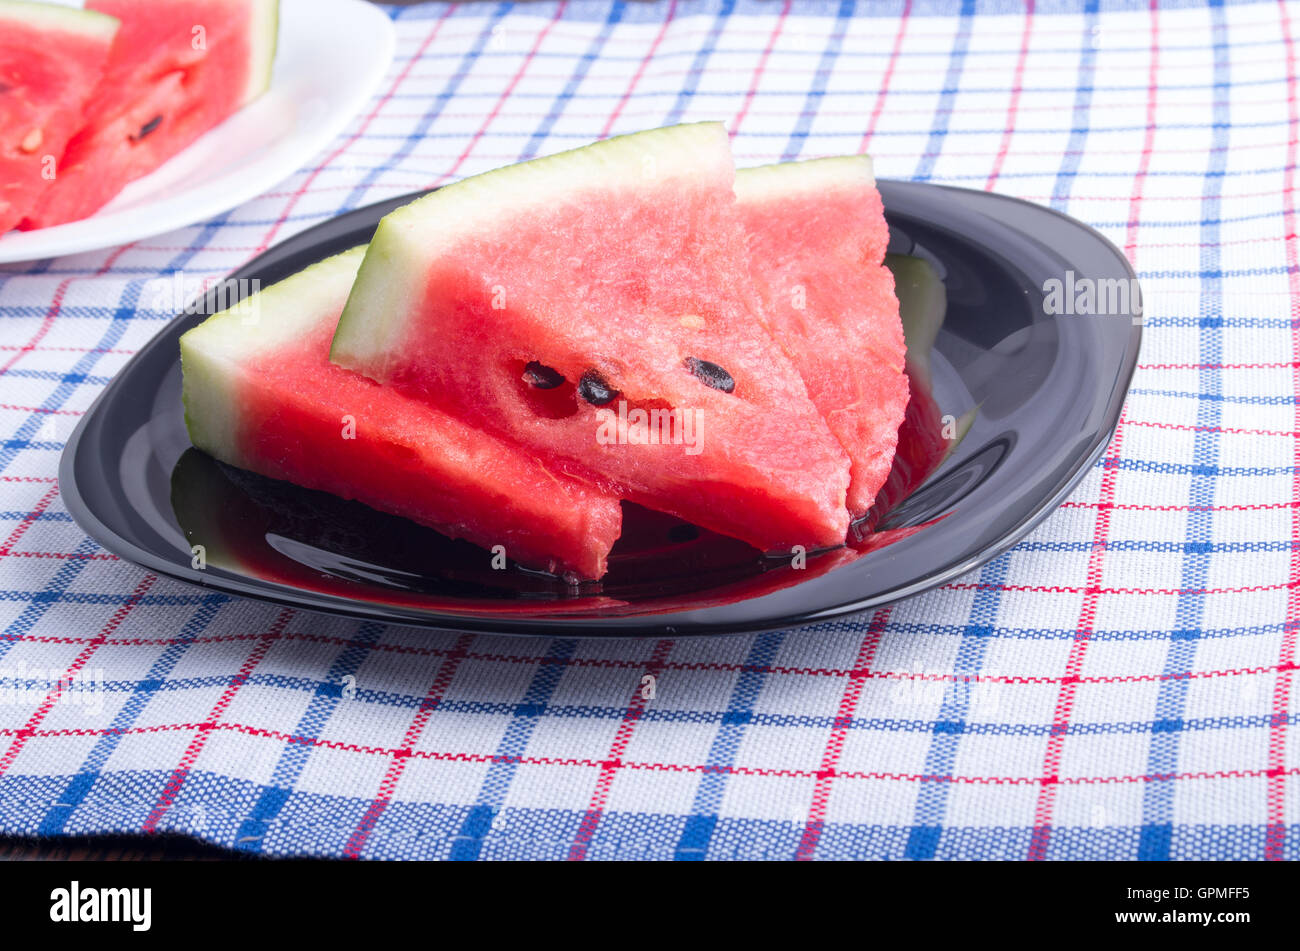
[734,154,875,201]
[886,252,947,388]
[243,0,280,105]
[329,121,734,370]
[0,0,120,38]
[180,246,366,469]
[887,252,979,460]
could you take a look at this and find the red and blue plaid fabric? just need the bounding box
[0,0,1296,860]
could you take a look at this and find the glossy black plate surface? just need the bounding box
[59,182,1141,636]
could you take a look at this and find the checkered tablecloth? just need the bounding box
[0,0,1295,861]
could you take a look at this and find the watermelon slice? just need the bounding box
[180,247,623,581]
[170,449,629,612]
[331,122,852,553]
[735,156,908,516]
[20,0,279,230]
[857,253,954,528]
[0,0,120,233]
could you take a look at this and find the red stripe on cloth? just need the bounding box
[1,623,1291,687]
[1124,1,1161,263]
[948,578,1296,596]
[1028,409,1128,859]
[985,0,1035,191]
[599,0,678,140]
[0,344,135,356]
[1062,499,1299,513]
[860,0,912,154]
[730,0,792,136]
[0,404,84,417]
[251,5,457,256]
[1126,418,1298,438]
[1268,0,1299,863]
[141,608,291,834]
[342,633,475,859]
[1139,361,1300,370]
[0,484,59,558]
[795,607,890,860]
[0,573,154,778]
[0,281,69,376]
[429,2,570,189]
[566,638,673,861]
[7,716,1300,788]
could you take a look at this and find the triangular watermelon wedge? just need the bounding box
[331,123,852,552]
[0,0,120,233]
[20,0,278,230]
[735,156,908,516]
[180,247,623,581]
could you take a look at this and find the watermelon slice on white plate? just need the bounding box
[0,0,120,233]
[0,0,394,263]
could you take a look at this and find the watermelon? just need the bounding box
[170,449,629,611]
[888,252,968,495]
[20,0,278,230]
[0,0,119,233]
[735,156,908,516]
[331,122,852,553]
[863,253,974,528]
[179,247,623,581]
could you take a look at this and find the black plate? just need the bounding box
[59,183,1141,636]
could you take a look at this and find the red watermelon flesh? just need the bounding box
[170,448,629,613]
[0,1,119,233]
[20,0,278,230]
[862,254,969,530]
[735,157,908,516]
[331,123,852,553]
[180,247,623,581]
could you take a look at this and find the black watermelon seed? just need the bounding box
[684,356,735,393]
[577,369,619,406]
[522,361,565,389]
[134,115,163,141]
[667,523,700,544]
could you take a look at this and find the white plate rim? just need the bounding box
[0,0,396,264]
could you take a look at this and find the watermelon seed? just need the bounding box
[667,524,699,544]
[522,361,565,389]
[19,128,42,153]
[684,357,735,393]
[134,115,163,142]
[577,369,619,406]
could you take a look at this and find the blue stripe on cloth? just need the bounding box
[233,622,386,854]
[662,0,735,124]
[913,0,975,182]
[418,0,1282,25]
[517,1,628,161]
[18,215,249,834]
[904,555,1007,859]
[7,765,1299,858]
[1049,0,1099,212]
[672,630,785,860]
[322,111,1297,129]
[341,3,513,210]
[448,639,577,861]
[779,0,856,162]
[36,595,227,835]
[1137,0,1230,861]
[4,661,1294,737]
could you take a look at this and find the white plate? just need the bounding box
[0,0,395,263]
